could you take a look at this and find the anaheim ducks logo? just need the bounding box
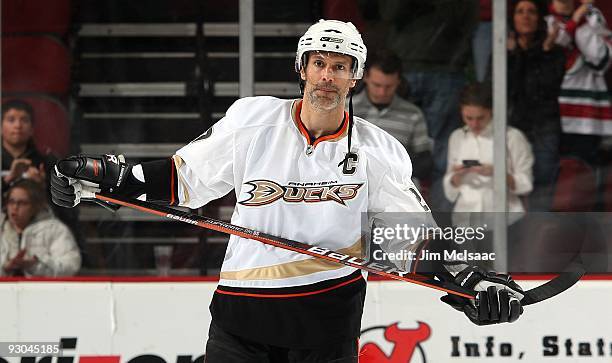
[239,179,363,207]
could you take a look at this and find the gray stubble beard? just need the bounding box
[306,88,346,112]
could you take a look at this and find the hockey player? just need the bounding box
[50,20,524,362]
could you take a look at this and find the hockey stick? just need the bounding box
[520,263,585,306]
[93,193,477,299]
[92,194,585,304]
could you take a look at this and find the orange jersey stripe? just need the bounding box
[295,100,349,147]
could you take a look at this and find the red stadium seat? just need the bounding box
[2,0,71,35]
[1,36,71,94]
[551,157,597,212]
[2,96,70,157]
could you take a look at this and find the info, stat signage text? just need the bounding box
[358,280,611,362]
[0,280,609,362]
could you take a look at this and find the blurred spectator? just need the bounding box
[545,0,612,165]
[507,0,566,211]
[377,0,479,211]
[444,83,534,227]
[473,0,493,82]
[1,100,47,192]
[1,99,82,248]
[1,179,81,276]
[351,50,432,182]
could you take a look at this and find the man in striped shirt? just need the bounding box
[351,50,433,183]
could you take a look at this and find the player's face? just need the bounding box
[513,1,539,36]
[2,108,33,148]
[364,67,400,105]
[301,51,356,111]
[7,187,36,231]
[461,104,491,135]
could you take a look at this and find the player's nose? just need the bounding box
[320,66,336,80]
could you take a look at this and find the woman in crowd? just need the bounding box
[1,179,81,276]
[507,0,566,211]
[444,83,534,228]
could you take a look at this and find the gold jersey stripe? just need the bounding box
[220,238,364,280]
[172,154,190,204]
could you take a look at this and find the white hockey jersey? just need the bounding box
[174,96,432,289]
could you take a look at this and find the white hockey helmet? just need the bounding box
[295,19,367,79]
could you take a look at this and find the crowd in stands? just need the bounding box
[1,179,81,276]
[1,101,81,276]
[344,0,611,272]
[1,0,611,275]
[345,0,611,215]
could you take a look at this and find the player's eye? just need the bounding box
[336,64,346,71]
[313,60,324,67]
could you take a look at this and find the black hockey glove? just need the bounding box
[440,266,524,326]
[51,154,140,208]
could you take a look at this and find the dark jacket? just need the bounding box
[507,44,566,139]
[1,143,80,247]
[1,142,49,193]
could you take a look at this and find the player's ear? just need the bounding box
[350,79,356,88]
[300,68,306,81]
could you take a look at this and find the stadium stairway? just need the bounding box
[71,0,319,275]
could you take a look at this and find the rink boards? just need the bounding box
[0,277,610,362]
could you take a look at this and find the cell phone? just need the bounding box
[462,159,481,168]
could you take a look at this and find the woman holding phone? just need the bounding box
[443,83,534,228]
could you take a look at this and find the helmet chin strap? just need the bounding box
[338,89,355,169]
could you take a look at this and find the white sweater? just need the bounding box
[0,210,81,276]
[443,124,534,225]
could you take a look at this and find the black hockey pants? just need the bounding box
[204,321,359,363]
